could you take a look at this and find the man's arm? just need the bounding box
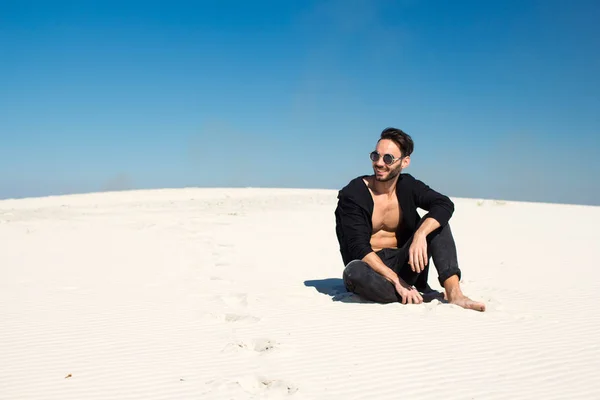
[414,216,441,238]
[335,193,374,262]
[412,177,454,227]
[362,251,423,304]
[361,252,419,291]
[408,176,452,273]
[362,251,400,285]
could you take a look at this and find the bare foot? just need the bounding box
[448,294,486,312]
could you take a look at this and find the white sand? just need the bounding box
[1,188,599,399]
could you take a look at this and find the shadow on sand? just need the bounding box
[303,278,366,303]
[303,278,446,304]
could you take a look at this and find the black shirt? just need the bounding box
[334,173,455,266]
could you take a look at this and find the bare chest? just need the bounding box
[371,194,402,232]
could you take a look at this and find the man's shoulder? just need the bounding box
[396,173,426,191]
[338,175,369,197]
[336,175,372,211]
[397,173,453,206]
[395,173,431,201]
[397,173,417,184]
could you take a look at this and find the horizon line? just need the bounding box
[1,185,598,209]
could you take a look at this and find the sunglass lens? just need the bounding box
[383,154,394,164]
[369,152,379,162]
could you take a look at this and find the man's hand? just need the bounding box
[409,233,428,273]
[394,280,423,304]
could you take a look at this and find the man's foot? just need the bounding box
[447,293,486,312]
[442,275,486,312]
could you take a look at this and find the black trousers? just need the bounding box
[342,222,462,304]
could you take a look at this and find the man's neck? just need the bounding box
[370,175,398,196]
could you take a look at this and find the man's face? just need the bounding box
[371,139,410,182]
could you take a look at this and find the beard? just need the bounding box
[374,164,402,182]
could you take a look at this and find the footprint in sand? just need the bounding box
[205,376,298,396]
[239,377,298,396]
[222,338,279,353]
[203,292,261,324]
[217,293,251,308]
[224,313,260,323]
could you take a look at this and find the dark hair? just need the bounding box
[379,127,414,157]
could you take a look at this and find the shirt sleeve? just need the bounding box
[335,193,374,262]
[412,177,455,226]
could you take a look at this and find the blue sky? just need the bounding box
[1,0,599,205]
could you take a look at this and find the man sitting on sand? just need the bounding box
[334,127,485,311]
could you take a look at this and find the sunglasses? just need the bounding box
[369,151,403,165]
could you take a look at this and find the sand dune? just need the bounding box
[1,188,599,399]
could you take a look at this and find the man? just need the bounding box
[334,127,485,311]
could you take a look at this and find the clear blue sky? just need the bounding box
[1,0,599,205]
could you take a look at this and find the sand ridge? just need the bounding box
[1,188,599,399]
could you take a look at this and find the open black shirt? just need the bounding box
[334,173,455,266]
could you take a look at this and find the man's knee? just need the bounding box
[342,260,369,292]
